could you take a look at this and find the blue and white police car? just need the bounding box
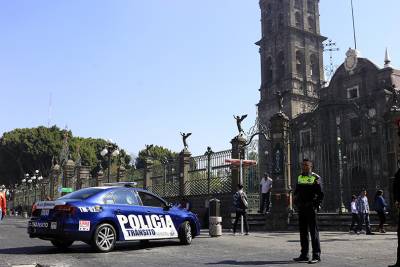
[27,183,200,252]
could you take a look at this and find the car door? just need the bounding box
[105,188,142,241]
[136,191,178,239]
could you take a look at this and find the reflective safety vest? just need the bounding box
[297,175,317,185]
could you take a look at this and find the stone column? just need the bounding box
[266,112,292,230]
[79,166,91,189]
[179,149,191,197]
[63,159,75,190]
[96,169,104,187]
[230,135,246,192]
[117,165,126,183]
[143,158,153,189]
[384,110,400,207]
[51,164,61,199]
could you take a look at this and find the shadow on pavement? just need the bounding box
[0,240,181,255]
[206,260,295,265]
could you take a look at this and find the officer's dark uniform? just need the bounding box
[389,169,400,267]
[294,172,324,262]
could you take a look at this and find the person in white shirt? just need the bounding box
[349,195,360,234]
[259,173,273,214]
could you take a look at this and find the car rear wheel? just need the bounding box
[51,239,74,249]
[178,221,192,245]
[92,223,117,253]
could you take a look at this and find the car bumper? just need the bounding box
[27,218,92,241]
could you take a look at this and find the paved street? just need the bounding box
[0,217,397,267]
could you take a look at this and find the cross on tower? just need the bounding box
[323,39,340,82]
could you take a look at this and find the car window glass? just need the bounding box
[138,191,165,208]
[103,192,115,205]
[113,189,139,205]
[59,188,104,200]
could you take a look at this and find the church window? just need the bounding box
[347,85,359,99]
[266,57,273,85]
[296,51,304,76]
[300,129,312,147]
[350,118,362,137]
[308,17,315,32]
[307,0,314,13]
[310,54,318,78]
[276,51,285,80]
[295,12,302,27]
[294,0,302,9]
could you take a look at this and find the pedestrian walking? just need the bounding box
[389,168,400,267]
[356,189,374,235]
[0,188,6,221]
[293,159,324,264]
[259,173,273,214]
[374,190,388,233]
[349,195,360,234]
[232,184,249,235]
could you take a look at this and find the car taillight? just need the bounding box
[54,205,76,215]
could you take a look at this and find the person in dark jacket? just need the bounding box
[389,168,400,267]
[374,190,388,233]
[293,159,324,264]
[232,184,249,235]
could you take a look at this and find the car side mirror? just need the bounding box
[163,202,173,211]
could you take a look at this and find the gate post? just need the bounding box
[266,111,292,230]
[144,158,153,190]
[179,149,191,197]
[230,135,246,192]
[384,109,400,208]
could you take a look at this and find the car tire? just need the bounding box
[51,239,74,249]
[139,240,150,246]
[178,221,192,245]
[92,223,117,253]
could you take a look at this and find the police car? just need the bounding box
[27,183,201,252]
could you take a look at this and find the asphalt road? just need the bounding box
[0,217,397,267]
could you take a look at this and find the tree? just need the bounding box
[0,126,131,185]
[135,145,177,169]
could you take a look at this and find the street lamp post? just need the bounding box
[205,147,214,195]
[336,116,347,214]
[100,141,120,183]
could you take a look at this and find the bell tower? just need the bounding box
[257,0,326,176]
[257,0,326,123]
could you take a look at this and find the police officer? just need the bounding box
[293,159,324,264]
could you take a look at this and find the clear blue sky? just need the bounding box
[0,0,399,157]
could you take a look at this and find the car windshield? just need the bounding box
[58,188,104,200]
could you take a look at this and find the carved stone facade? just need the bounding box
[291,57,400,211]
[257,0,400,211]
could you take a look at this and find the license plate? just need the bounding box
[41,209,50,216]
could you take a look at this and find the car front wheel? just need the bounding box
[92,223,117,253]
[51,239,74,249]
[178,221,192,245]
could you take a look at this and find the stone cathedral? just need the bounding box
[257,0,400,211]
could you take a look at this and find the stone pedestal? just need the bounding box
[266,112,292,230]
[179,149,191,197]
[230,135,246,192]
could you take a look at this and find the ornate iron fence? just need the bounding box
[186,149,232,196]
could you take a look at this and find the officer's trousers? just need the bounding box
[298,207,320,257]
